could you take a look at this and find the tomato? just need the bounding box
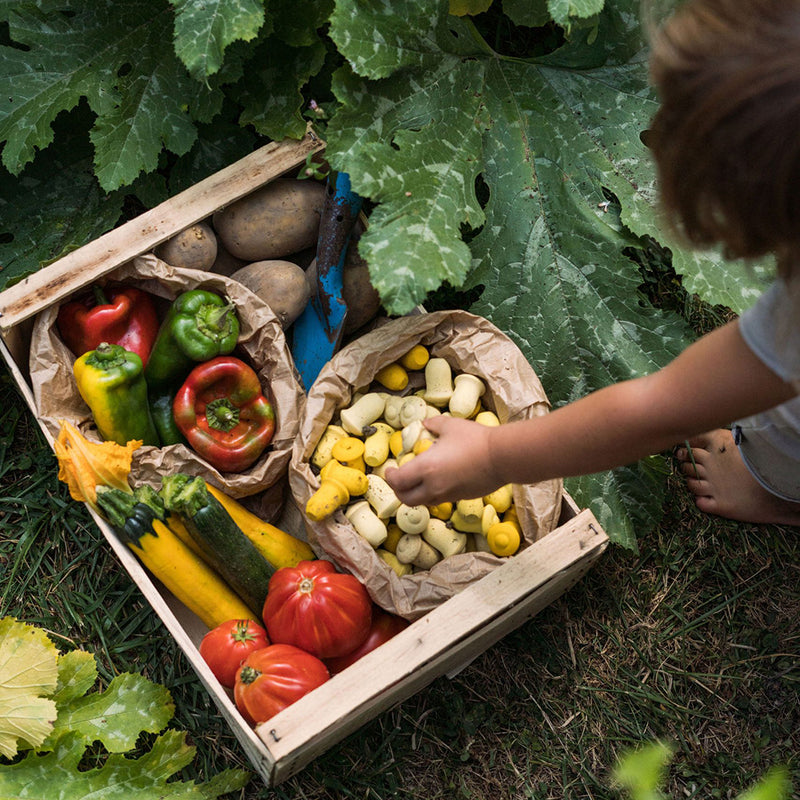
[233,644,329,725]
[263,560,372,659]
[199,619,269,689]
[323,606,410,674]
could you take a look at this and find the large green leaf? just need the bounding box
[45,672,174,752]
[325,0,771,540]
[1,0,201,190]
[0,730,249,798]
[169,0,265,80]
[0,107,125,292]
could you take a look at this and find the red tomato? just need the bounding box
[263,560,372,659]
[199,619,269,689]
[323,606,410,674]
[233,643,329,725]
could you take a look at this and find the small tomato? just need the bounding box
[199,619,269,689]
[323,606,409,674]
[233,643,330,725]
[263,560,372,659]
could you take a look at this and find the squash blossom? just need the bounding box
[54,419,139,511]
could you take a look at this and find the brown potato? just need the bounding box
[230,260,312,329]
[213,179,326,261]
[155,221,217,271]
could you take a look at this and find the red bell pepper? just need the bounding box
[56,284,159,365]
[173,356,275,472]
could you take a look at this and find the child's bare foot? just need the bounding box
[674,430,800,526]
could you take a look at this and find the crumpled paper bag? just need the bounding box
[288,310,563,620]
[30,254,305,510]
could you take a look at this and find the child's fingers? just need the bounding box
[385,466,428,506]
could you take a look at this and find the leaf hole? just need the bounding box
[0,232,13,244]
[474,174,490,209]
[117,62,132,78]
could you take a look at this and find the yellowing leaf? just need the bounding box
[54,420,138,510]
[0,618,58,758]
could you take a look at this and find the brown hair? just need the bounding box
[648,0,800,281]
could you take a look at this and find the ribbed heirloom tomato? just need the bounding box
[199,619,269,689]
[263,560,372,659]
[233,644,330,725]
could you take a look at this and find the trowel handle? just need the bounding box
[314,172,364,336]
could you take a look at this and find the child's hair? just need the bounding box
[648,0,800,283]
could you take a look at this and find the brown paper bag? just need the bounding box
[30,254,305,505]
[288,310,563,620]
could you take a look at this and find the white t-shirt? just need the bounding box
[735,278,800,501]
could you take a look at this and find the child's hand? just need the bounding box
[384,415,501,506]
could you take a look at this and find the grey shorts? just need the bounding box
[734,414,800,503]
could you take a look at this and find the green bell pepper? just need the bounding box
[143,289,239,445]
[145,289,240,390]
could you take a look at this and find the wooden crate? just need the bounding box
[0,130,609,786]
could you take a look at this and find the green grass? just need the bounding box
[1,359,798,800]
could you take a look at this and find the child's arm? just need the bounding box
[385,319,797,506]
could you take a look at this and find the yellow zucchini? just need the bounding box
[138,519,257,626]
[96,485,258,627]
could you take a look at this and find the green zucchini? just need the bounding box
[160,474,274,613]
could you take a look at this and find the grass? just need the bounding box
[0,241,798,797]
[1,359,798,800]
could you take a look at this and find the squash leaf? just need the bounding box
[0,730,250,799]
[0,618,58,758]
[50,650,98,706]
[43,672,175,753]
[325,0,768,543]
[0,0,198,189]
[0,619,250,797]
[169,0,266,80]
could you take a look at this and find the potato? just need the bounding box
[306,232,382,334]
[155,221,217,271]
[230,260,312,329]
[213,179,326,261]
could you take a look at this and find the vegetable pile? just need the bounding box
[57,283,274,473]
[55,422,408,729]
[307,345,524,574]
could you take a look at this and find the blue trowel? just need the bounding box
[291,171,364,391]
